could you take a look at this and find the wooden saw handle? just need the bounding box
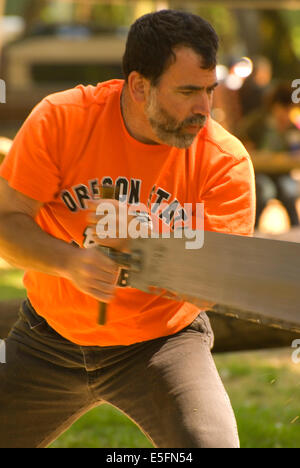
[94,185,119,325]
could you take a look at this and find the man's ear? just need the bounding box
[127,71,150,104]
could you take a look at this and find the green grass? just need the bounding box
[214,351,300,448]
[1,269,300,448]
[0,268,26,300]
[50,350,300,448]
[50,405,153,448]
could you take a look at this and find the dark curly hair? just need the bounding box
[122,10,219,86]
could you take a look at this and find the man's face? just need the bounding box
[144,47,218,148]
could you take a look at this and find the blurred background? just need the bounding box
[0,0,300,234]
[0,0,300,448]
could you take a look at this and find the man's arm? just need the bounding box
[0,177,119,302]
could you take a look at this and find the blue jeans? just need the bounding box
[0,299,239,448]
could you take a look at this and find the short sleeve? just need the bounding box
[202,155,256,236]
[0,99,61,203]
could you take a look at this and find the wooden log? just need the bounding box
[207,311,300,353]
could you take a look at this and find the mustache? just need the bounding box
[180,115,207,129]
[156,114,207,134]
[149,105,207,135]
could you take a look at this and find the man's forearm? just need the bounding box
[0,212,76,277]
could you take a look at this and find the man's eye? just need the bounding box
[208,86,218,95]
[180,91,193,96]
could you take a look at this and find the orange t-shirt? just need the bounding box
[0,80,255,346]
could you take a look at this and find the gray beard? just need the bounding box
[145,92,206,149]
[148,117,197,149]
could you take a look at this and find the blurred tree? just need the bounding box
[4,0,31,16]
[283,10,300,60]
[23,0,49,33]
[193,6,239,60]
[260,10,300,78]
[233,9,300,78]
[4,0,49,31]
[2,0,300,78]
[92,3,133,27]
[232,9,261,56]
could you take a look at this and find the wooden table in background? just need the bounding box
[251,152,300,174]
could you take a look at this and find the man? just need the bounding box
[0,10,255,448]
[0,137,18,338]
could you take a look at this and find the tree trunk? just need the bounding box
[23,0,48,34]
[0,0,6,56]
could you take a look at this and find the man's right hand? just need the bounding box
[64,246,120,303]
[0,178,120,303]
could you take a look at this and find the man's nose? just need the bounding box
[191,93,211,116]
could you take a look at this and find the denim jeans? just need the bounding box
[0,299,239,448]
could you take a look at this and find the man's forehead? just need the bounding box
[158,48,217,89]
[173,46,205,65]
[159,46,217,85]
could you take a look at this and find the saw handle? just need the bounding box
[94,185,119,325]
